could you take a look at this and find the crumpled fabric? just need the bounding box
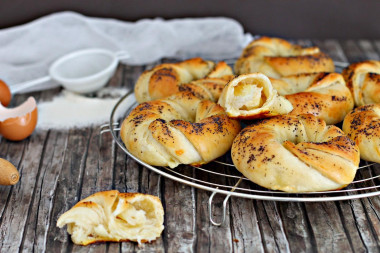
[0,11,252,92]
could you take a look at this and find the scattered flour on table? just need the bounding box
[37,88,134,129]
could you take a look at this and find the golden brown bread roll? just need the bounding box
[232,114,360,192]
[218,73,293,119]
[235,36,335,78]
[57,190,164,245]
[270,72,354,125]
[121,91,241,168]
[343,104,380,163]
[342,60,380,106]
[134,57,233,103]
[235,37,335,78]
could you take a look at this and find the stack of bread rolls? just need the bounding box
[120,36,379,193]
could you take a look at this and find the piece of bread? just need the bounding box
[120,91,241,168]
[218,73,293,119]
[235,36,335,78]
[57,190,164,245]
[134,58,233,103]
[343,104,380,163]
[270,72,354,125]
[232,114,360,192]
[342,60,380,106]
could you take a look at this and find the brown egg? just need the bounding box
[0,79,11,106]
[0,97,38,141]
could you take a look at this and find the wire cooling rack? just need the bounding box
[103,88,380,225]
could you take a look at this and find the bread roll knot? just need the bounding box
[270,72,354,124]
[235,36,335,78]
[121,91,241,168]
[343,103,380,163]
[231,114,360,192]
[342,60,380,106]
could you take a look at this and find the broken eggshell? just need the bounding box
[0,97,38,141]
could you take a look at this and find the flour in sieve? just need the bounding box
[37,88,133,129]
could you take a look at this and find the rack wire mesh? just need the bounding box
[104,86,380,225]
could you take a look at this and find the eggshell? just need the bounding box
[0,97,38,141]
[0,80,11,106]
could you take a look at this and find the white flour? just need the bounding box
[37,88,134,129]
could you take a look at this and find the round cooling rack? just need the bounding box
[104,90,380,226]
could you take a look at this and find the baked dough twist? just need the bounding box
[57,190,164,245]
[235,36,335,78]
[342,60,380,106]
[134,57,233,103]
[232,114,360,192]
[121,92,241,168]
[271,72,354,125]
[218,73,293,119]
[343,104,380,163]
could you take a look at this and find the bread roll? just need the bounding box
[134,57,233,103]
[218,73,293,119]
[342,60,380,106]
[271,72,354,125]
[343,104,380,163]
[57,190,164,245]
[121,91,241,168]
[235,36,335,78]
[232,114,360,192]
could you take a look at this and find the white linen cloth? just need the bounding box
[0,11,252,92]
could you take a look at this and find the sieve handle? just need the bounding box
[10,76,52,94]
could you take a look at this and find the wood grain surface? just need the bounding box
[1,39,380,253]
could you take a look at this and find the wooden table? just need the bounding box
[1,39,380,252]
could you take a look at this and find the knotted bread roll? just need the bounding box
[218,73,293,119]
[134,57,233,103]
[235,36,335,78]
[57,190,164,245]
[342,60,380,106]
[232,114,360,192]
[343,104,380,163]
[271,72,354,125]
[121,91,241,168]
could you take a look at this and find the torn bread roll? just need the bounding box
[218,73,293,119]
[57,190,164,245]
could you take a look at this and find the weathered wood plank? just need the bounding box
[163,166,197,253]
[20,130,69,253]
[276,202,315,253]
[358,40,380,60]
[0,130,47,251]
[195,170,233,253]
[45,128,94,252]
[229,196,265,252]
[341,40,368,62]
[303,202,352,252]
[312,39,348,63]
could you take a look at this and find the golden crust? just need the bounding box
[134,57,233,103]
[343,104,380,163]
[231,114,359,192]
[57,190,164,246]
[271,72,354,125]
[342,60,380,106]
[235,36,335,77]
[121,92,241,168]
